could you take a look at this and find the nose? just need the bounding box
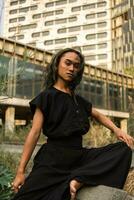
[68,64,75,71]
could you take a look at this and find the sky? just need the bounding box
[0,0,4,34]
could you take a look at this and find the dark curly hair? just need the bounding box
[44,48,85,91]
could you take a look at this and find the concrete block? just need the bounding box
[77,185,134,200]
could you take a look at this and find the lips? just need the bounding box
[67,73,76,78]
[66,73,74,77]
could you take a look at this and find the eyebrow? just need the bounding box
[65,59,80,64]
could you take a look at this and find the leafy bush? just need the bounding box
[0,165,14,200]
[0,150,21,174]
[0,124,46,145]
[0,150,33,200]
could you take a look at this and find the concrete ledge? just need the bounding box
[0,96,30,106]
[77,185,134,200]
[96,108,129,118]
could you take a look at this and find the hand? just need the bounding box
[11,172,25,193]
[115,128,134,148]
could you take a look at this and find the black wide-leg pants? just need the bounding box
[12,142,132,200]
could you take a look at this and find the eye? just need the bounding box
[74,63,80,69]
[65,60,72,66]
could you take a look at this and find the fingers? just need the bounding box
[119,134,134,148]
[125,135,134,147]
[128,136,134,147]
[120,138,130,147]
[11,182,22,193]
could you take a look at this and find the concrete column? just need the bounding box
[120,118,128,133]
[103,82,107,109]
[5,106,15,134]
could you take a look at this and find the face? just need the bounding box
[57,52,81,83]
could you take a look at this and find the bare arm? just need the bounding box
[12,108,44,192]
[91,108,134,147]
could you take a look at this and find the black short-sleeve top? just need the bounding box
[29,86,92,147]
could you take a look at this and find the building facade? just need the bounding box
[0,0,4,34]
[0,37,133,133]
[3,0,112,69]
[112,0,134,72]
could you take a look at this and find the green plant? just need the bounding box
[0,150,21,174]
[3,125,31,144]
[1,124,47,144]
[0,165,14,200]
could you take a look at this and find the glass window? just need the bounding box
[43,11,54,17]
[45,2,54,7]
[68,37,77,42]
[28,42,36,46]
[9,36,16,40]
[10,1,18,6]
[9,27,16,32]
[86,14,95,19]
[98,54,107,59]
[72,6,81,12]
[30,24,37,28]
[19,0,26,4]
[45,20,54,26]
[31,5,38,10]
[42,31,49,36]
[68,16,77,22]
[55,18,67,24]
[0,55,9,96]
[18,17,25,22]
[83,4,96,10]
[97,2,107,7]
[86,34,96,40]
[72,46,81,51]
[16,61,36,98]
[19,7,29,13]
[9,18,17,23]
[68,26,80,32]
[10,9,18,14]
[20,23,37,30]
[55,9,63,15]
[129,32,132,43]
[17,35,24,39]
[83,45,96,50]
[97,32,107,38]
[44,40,53,45]
[55,38,66,44]
[55,0,67,6]
[97,22,107,28]
[85,55,96,60]
[83,24,95,30]
[58,28,67,33]
[97,12,107,17]
[33,14,41,19]
[98,43,107,48]
[69,0,77,2]
[32,32,40,37]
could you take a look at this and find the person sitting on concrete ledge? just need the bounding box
[11,48,134,200]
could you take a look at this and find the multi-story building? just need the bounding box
[3,0,112,69]
[112,0,134,72]
[0,0,4,34]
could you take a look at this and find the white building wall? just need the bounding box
[3,0,112,69]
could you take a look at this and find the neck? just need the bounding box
[53,79,73,94]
